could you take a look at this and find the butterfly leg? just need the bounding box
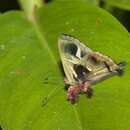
[79,82,93,98]
[86,86,93,98]
[67,86,80,104]
[67,82,92,103]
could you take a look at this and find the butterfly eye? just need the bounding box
[64,43,78,56]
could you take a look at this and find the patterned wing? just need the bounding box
[58,34,125,86]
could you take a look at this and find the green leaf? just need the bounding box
[54,0,99,6]
[19,0,43,21]
[103,0,130,10]
[0,1,130,130]
[84,0,99,5]
[0,11,63,130]
[36,1,130,130]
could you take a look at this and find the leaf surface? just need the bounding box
[0,1,130,130]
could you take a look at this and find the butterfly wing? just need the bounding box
[58,34,93,85]
[58,34,125,86]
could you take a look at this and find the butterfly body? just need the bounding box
[58,34,125,103]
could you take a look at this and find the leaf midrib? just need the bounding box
[33,14,84,130]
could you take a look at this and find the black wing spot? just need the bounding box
[81,51,86,57]
[103,61,111,71]
[73,64,90,81]
[64,43,78,56]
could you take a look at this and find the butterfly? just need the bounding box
[58,34,126,103]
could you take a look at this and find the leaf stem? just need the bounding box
[18,0,43,22]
